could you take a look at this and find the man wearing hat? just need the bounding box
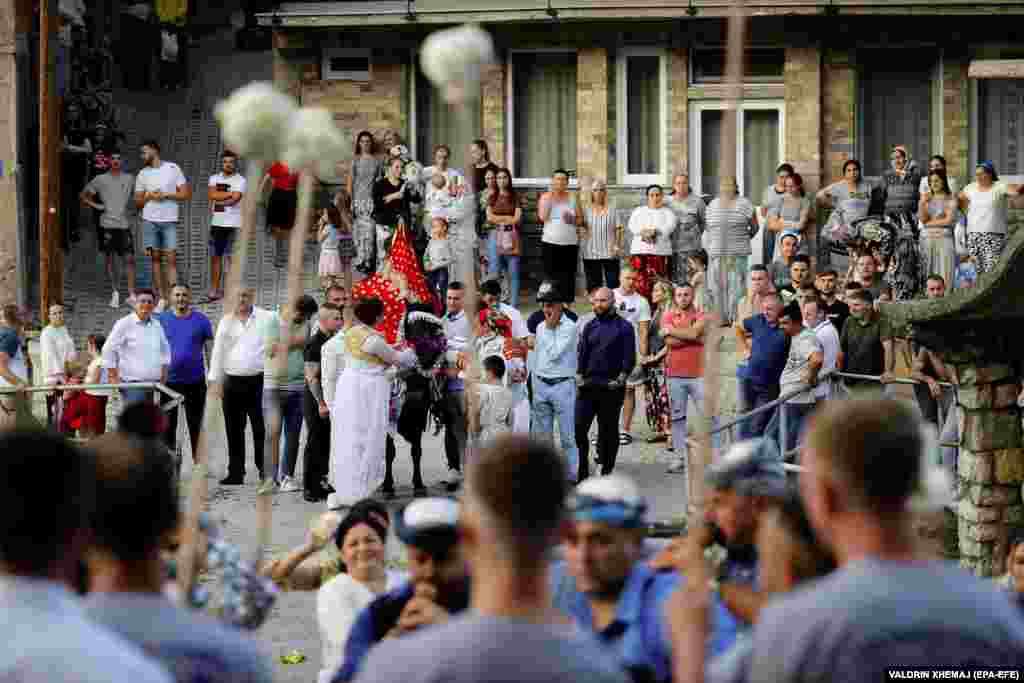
[654,438,788,627]
[333,498,470,683]
[529,281,579,481]
[553,475,739,682]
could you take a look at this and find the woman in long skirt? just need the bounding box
[348,131,383,276]
[918,170,957,294]
[327,298,416,510]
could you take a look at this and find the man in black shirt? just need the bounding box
[814,269,850,334]
[302,303,343,502]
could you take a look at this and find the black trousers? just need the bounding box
[443,390,467,472]
[542,242,579,303]
[222,374,265,479]
[302,388,331,494]
[163,381,206,456]
[575,384,626,480]
[582,258,621,293]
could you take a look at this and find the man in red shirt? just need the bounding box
[660,282,714,475]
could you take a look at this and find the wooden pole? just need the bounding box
[38,0,55,323]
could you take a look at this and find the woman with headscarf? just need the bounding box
[816,159,874,270]
[627,184,677,302]
[703,177,758,325]
[958,161,1024,275]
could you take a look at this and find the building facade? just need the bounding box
[263,2,1024,280]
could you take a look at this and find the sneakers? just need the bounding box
[109,290,120,309]
[219,475,244,486]
[442,469,463,492]
[280,476,301,493]
[257,478,278,495]
[155,299,167,313]
[666,460,687,474]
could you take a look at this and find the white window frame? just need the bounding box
[506,48,579,187]
[616,47,668,186]
[687,100,785,198]
[322,48,371,82]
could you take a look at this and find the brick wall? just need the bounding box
[784,46,822,266]
[577,48,609,183]
[822,48,856,186]
[943,51,970,188]
[668,48,689,176]
[481,62,506,167]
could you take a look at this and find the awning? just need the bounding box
[258,0,1024,26]
[969,59,1024,79]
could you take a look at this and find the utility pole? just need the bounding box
[38,0,61,324]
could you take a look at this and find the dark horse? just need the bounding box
[382,303,447,498]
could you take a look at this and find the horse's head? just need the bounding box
[404,306,447,370]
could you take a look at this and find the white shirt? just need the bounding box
[102,313,171,382]
[208,172,247,228]
[628,205,677,256]
[40,324,76,384]
[541,193,578,246]
[443,309,472,385]
[207,307,273,381]
[613,289,651,352]
[135,161,187,223]
[321,331,347,407]
[810,317,840,400]
[0,576,172,683]
[496,303,529,340]
[85,357,111,397]
[964,182,1009,235]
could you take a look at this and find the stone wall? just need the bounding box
[577,48,609,182]
[784,46,822,268]
[942,51,970,187]
[946,359,1024,576]
[822,48,856,186]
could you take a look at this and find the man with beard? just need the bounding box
[302,303,343,502]
[552,474,739,683]
[333,498,469,683]
[158,284,213,458]
[576,287,636,479]
[837,288,884,390]
[813,269,849,333]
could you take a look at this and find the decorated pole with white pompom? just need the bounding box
[173,83,298,603]
[420,24,497,463]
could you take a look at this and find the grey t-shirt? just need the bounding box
[747,559,1024,683]
[84,171,135,229]
[85,592,274,683]
[354,614,630,683]
[778,329,822,404]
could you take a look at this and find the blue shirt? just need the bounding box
[336,582,416,683]
[159,310,214,385]
[739,314,788,387]
[533,315,578,379]
[551,562,740,682]
[578,312,636,384]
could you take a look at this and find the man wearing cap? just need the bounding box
[552,474,739,682]
[655,438,788,627]
[333,498,470,683]
[530,281,579,481]
[576,287,637,479]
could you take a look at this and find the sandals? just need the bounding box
[619,432,633,446]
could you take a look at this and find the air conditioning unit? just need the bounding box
[322,48,371,81]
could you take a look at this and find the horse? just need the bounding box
[382,303,447,498]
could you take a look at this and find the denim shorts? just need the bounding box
[142,220,177,252]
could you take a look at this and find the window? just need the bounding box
[977,79,1024,178]
[322,48,371,82]
[508,51,577,182]
[617,48,667,185]
[691,48,784,84]
[859,51,935,178]
[688,101,784,198]
[412,62,481,167]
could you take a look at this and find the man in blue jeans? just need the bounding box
[103,288,171,408]
[134,139,190,311]
[735,293,788,440]
[764,301,822,458]
[530,282,579,481]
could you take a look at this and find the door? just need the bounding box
[859,51,935,178]
[978,79,1024,177]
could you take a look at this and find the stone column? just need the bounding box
[0,0,26,307]
[667,48,688,176]
[481,62,505,167]
[948,360,1024,577]
[577,48,608,181]
[784,46,822,268]
[942,51,970,188]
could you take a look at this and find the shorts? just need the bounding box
[142,220,177,252]
[209,226,237,257]
[99,228,135,256]
[267,188,298,229]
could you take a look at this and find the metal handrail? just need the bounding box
[0,382,184,411]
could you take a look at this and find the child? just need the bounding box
[954,254,977,290]
[424,216,453,304]
[471,355,515,448]
[82,334,110,437]
[687,249,708,313]
[318,204,354,290]
[425,171,456,221]
[59,356,89,436]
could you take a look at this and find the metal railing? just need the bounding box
[705,370,956,463]
[0,382,190,463]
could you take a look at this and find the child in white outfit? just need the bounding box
[472,355,515,449]
[424,216,453,304]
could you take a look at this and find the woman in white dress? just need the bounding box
[316,504,404,683]
[328,298,416,510]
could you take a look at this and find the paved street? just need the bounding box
[193,398,689,682]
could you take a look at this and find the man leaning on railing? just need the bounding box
[102,287,171,407]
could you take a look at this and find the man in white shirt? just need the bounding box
[40,302,77,425]
[81,150,137,309]
[613,268,651,445]
[0,430,173,683]
[208,288,272,485]
[207,150,246,303]
[134,139,191,311]
[802,294,839,402]
[441,281,471,490]
[103,288,171,408]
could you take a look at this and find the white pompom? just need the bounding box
[420,24,495,104]
[215,82,298,163]
[282,107,347,181]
